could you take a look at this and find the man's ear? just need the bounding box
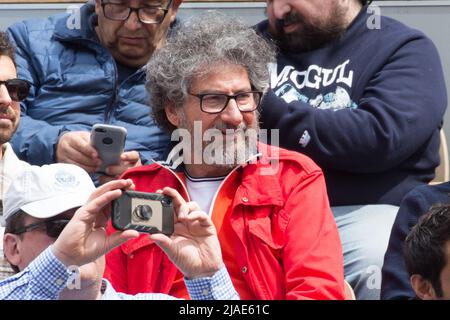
[3,234,22,271]
[169,0,183,23]
[165,103,180,127]
[411,274,437,300]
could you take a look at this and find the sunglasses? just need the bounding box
[0,79,30,102]
[13,219,70,238]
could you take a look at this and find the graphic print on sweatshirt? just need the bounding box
[269,60,358,111]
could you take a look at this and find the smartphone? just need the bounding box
[112,190,174,236]
[90,124,127,174]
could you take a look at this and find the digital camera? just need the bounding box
[112,190,174,236]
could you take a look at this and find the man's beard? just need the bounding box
[0,108,18,146]
[271,8,348,53]
[178,114,259,169]
[203,121,259,169]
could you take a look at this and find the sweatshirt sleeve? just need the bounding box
[261,35,447,173]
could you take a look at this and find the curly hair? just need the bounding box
[146,11,276,133]
[0,31,15,65]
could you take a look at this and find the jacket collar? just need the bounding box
[156,140,187,172]
[53,3,98,43]
[157,138,262,171]
[156,140,285,207]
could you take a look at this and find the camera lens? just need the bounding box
[133,205,152,221]
[102,137,113,145]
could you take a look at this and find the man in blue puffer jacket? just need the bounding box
[7,0,182,180]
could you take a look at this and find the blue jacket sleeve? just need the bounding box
[7,22,67,165]
[261,36,447,173]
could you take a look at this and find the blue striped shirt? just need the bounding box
[0,246,239,300]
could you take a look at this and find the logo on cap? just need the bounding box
[54,170,80,188]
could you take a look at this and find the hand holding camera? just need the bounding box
[149,187,224,280]
[112,186,224,279]
[52,179,140,268]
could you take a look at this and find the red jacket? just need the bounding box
[104,143,345,299]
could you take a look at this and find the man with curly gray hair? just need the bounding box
[104,12,345,300]
[145,12,273,169]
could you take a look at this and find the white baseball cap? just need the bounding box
[1,163,96,226]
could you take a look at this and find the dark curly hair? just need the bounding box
[404,204,450,298]
[0,31,15,65]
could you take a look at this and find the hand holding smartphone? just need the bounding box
[90,124,127,174]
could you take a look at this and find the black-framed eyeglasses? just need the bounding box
[12,219,70,238]
[101,0,173,24]
[188,91,263,114]
[0,79,30,102]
